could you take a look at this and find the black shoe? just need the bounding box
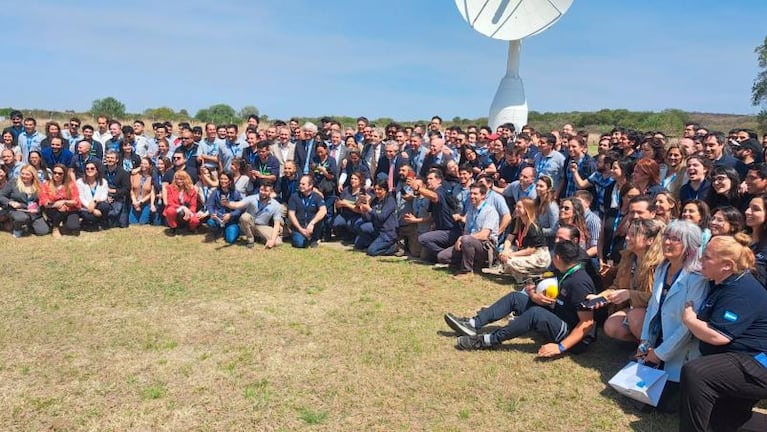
[165,228,177,237]
[444,313,477,336]
[456,335,489,350]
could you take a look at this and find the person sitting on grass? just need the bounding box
[496,197,550,280]
[40,163,81,237]
[76,161,110,231]
[436,183,499,279]
[0,164,49,237]
[287,174,327,248]
[589,218,665,342]
[163,170,200,236]
[204,171,242,244]
[444,240,596,355]
[225,181,283,249]
[353,179,398,256]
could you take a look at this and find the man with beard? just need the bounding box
[102,150,130,228]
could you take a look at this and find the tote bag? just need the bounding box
[608,361,668,407]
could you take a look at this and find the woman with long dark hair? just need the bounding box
[40,163,81,236]
[76,161,110,230]
[705,166,741,211]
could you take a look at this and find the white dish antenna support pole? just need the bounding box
[489,40,527,132]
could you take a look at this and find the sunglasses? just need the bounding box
[53,171,65,175]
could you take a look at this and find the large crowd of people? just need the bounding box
[3,109,767,430]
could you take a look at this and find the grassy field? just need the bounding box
[0,226,677,431]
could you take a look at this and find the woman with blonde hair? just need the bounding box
[163,170,200,235]
[654,191,679,224]
[40,163,81,237]
[661,143,687,198]
[590,218,665,341]
[679,233,767,432]
[0,164,49,237]
[498,197,551,280]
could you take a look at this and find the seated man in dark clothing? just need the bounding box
[444,240,596,356]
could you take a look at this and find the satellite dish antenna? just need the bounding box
[454,0,574,132]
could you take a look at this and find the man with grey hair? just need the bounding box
[326,130,347,167]
[419,136,453,177]
[375,141,410,192]
[362,127,385,176]
[269,126,295,176]
[295,122,319,175]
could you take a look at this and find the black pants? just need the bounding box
[475,291,569,346]
[680,352,767,432]
[44,208,80,234]
[79,202,111,229]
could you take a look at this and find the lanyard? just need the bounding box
[105,169,116,186]
[51,151,63,165]
[467,200,488,234]
[138,175,148,200]
[559,263,583,285]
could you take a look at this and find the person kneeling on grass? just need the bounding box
[444,240,596,355]
[287,174,327,248]
[353,179,398,256]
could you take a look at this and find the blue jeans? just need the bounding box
[152,202,166,226]
[475,291,569,346]
[108,199,129,228]
[291,220,324,248]
[129,203,152,225]
[333,212,360,241]
[206,219,240,244]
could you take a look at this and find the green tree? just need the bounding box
[753,35,767,132]
[239,105,260,120]
[195,104,238,125]
[91,97,126,119]
[144,106,177,121]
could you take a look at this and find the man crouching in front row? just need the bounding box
[444,240,596,357]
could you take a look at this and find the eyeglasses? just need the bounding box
[85,167,97,171]
[173,156,183,160]
[662,233,682,242]
[70,124,80,128]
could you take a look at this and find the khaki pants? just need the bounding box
[239,213,283,245]
[398,223,426,258]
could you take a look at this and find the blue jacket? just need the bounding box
[640,262,708,381]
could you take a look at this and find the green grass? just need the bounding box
[0,226,677,431]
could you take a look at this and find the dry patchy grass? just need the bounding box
[0,226,677,431]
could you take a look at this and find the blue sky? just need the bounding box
[2,0,766,121]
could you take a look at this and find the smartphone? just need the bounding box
[577,296,608,311]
